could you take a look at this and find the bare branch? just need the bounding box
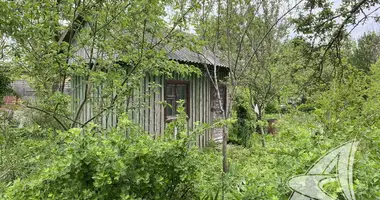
[80,18,148,128]
[238,0,304,80]
[150,3,196,49]
[26,105,68,130]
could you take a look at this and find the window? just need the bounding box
[165,80,189,121]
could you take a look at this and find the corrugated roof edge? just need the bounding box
[165,46,228,68]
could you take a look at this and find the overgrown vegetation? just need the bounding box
[0,72,12,102]
[3,127,201,199]
[1,0,380,199]
[2,102,379,199]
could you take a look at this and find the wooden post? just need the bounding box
[261,126,266,148]
[174,125,178,140]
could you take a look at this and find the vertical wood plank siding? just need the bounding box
[71,71,215,148]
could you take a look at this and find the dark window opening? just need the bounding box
[165,80,189,121]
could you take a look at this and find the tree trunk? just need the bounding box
[255,112,262,134]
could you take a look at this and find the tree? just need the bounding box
[241,0,290,135]
[0,72,12,102]
[351,31,380,73]
[194,0,297,173]
[0,33,13,102]
[293,0,380,80]
[0,0,201,130]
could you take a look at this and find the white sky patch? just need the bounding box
[333,0,380,39]
[286,0,380,40]
[164,5,195,34]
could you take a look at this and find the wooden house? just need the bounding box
[71,48,229,147]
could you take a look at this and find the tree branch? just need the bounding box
[317,0,369,78]
[238,0,304,80]
[26,105,68,130]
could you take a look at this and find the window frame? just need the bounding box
[164,80,190,121]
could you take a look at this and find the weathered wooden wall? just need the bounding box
[71,72,214,147]
[210,68,229,143]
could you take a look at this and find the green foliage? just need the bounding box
[0,72,12,102]
[198,110,380,199]
[230,89,255,147]
[0,0,203,129]
[293,0,380,46]
[22,109,65,130]
[0,122,56,194]
[351,32,380,73]
[199,114,329,199]
[4,123,202,200]
[311,68,367,134]
[164,100,188,140]
[2,62,380,199]
[296,103,315,113]
[264,102,279,114]
[2,0,380,199]
[201,57,380,198]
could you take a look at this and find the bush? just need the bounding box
[230,89,256,147]
[0,72,13,103]
[4,122,202,200]
[0,122,55,194]
[264,101,279,114]
[297,103,315,113]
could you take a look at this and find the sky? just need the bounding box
[172,0,380,40]
[351,18,380,39]
[284,0,380,40]
[333,0,380,39]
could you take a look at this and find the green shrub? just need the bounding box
[198,110,380,199]
[0,122,55,194]
[264,101,279,114]
[230,89,256,147]
[0,72,13,102]
[297,103,315,113]
[4,122,202,200]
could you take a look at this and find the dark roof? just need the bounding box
[66,23,227,68]
[165,46,227,68]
